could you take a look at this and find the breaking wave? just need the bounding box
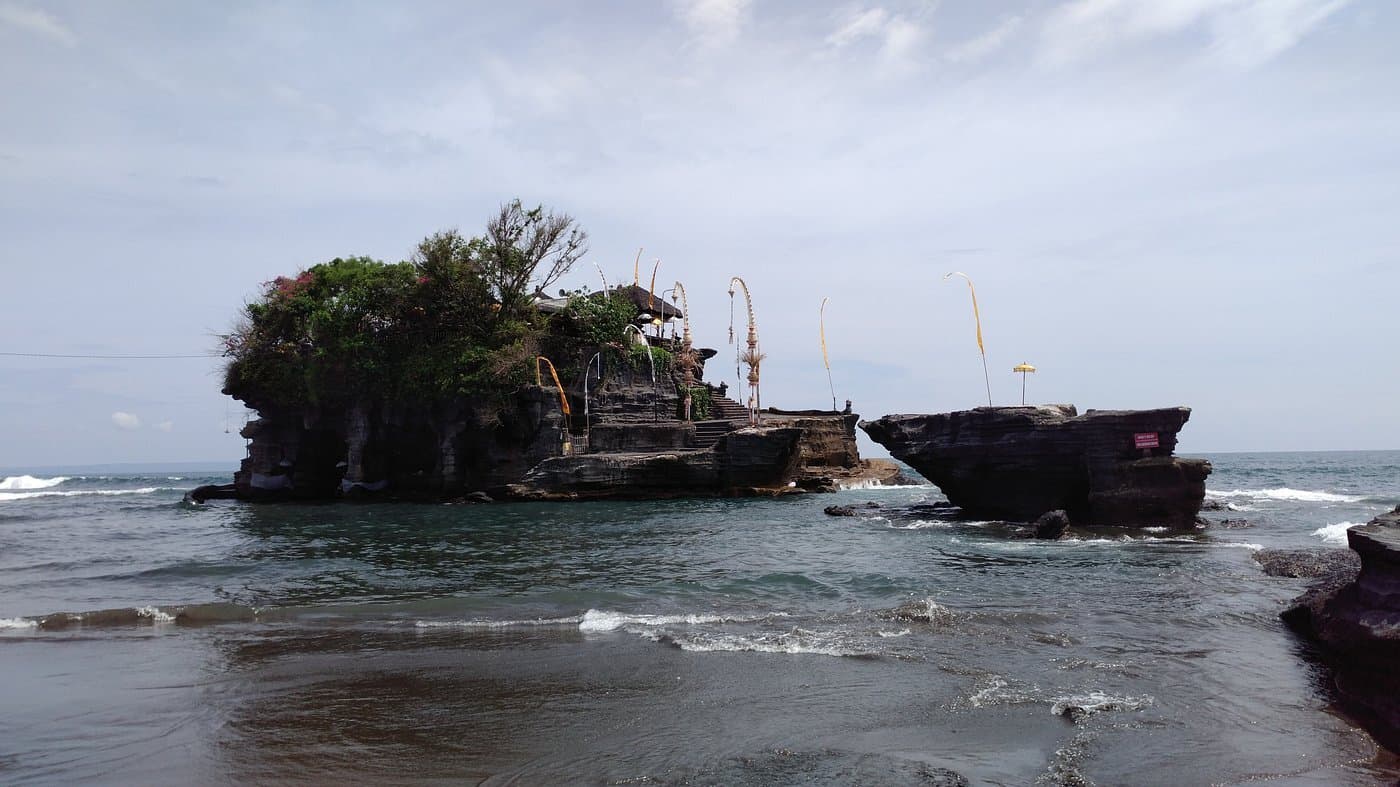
[0,487,165,502]
[415,615,585,629]
[578,609,775,632]
[0,475,69,490]
[644,628,874,658]
[1313,522,1362,545]
[1207,488,1364,503]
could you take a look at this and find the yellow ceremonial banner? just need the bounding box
[536,356,571,416]
[820,297,831,371]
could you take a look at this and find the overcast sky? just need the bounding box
[1,0,1396,468]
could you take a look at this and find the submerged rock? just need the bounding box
[860,405,1210,527]
[1034,510,1072,540]
[1282,506,1400,754]
[1255,548,1359,578]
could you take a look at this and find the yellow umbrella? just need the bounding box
[1012,362,1036,405]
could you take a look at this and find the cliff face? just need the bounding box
[233,387,567,500]
[859,405,1211,526]
[1283,507,1400,754]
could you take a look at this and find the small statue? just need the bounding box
[843,399,852,414]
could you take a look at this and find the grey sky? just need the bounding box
[1,0,1395,468]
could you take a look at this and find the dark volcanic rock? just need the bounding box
[859,405,1211,527]
[184,483,238,503]
[507,427,804,500]
[824,505,857,517]
[1034,509,1071,540]
[1282,507,1400,754]
[1255,548,1360,578]
[1200,498,1227,511]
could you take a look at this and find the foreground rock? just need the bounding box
[1255,548,1360,579]
[860,405,1211,527]
[1282,506,1400,754]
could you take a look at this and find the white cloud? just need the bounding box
[827,8,890,48]
[1039,0,1349,68]
[0,3,76,47]
[155,420,174,433]
[674,0,751,48]
[825,6,926,69]
[946,14,1024,63]
[111,412,141,430]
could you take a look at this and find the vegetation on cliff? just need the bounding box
[222,201,632,413]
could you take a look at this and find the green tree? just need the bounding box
[474,200,587,320]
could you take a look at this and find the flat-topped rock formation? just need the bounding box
[859,405,1211,526]
[1282,506,1400,754]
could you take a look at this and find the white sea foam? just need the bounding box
[0,487,162,502]
[886,519,946,530]
[136,606,175,624]
[578,609,762,633]
[968,676,1037,708]
[1313,522,1362,546]
[415,615,584,629]
[650,629,868,657]
[1216,542,1264,550]
[1208,488,1364,503]
[0,617,38,630]
[876,628,911,638]
[1142,526,1168,533]
[0,475,68,490]
[836,478,933,490]
[1050,691,1154,719]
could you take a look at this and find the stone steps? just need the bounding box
[692,420,736,449]
[710,396,750,423]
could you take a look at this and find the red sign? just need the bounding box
[1134,432,1160,450]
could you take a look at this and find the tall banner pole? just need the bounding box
[944,272,992,407]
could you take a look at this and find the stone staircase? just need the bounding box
[692,420,734,449]
[688,396,751,449]
[709,396,750,423]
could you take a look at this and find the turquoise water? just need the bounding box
[1,452,1398,784]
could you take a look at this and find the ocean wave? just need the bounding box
[1207,488,1364,503]
[1313,522,1362,546]
[837,479,933,491]
[1050,691,1154,720]
[414,615,584,629]
[23,603,260,630]
[136,605,175,624]
[645,628,873,658]
[578,609,775,633]
[879,598,957,625]
[0,487,166,502]
[0,617,38,630]
[967,676,1038,708]
[0,475,68,490]
[885,519,947,530]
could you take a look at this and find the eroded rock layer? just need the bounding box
[1282,507,1400,754]
[859,405,1211,526]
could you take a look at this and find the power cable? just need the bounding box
[0,352,218,359]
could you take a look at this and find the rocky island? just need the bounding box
[860,404,1211,527]
[209,202,896,504]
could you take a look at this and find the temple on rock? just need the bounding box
[217,274,898,503]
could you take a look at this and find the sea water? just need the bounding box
[1,452,1398,784]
